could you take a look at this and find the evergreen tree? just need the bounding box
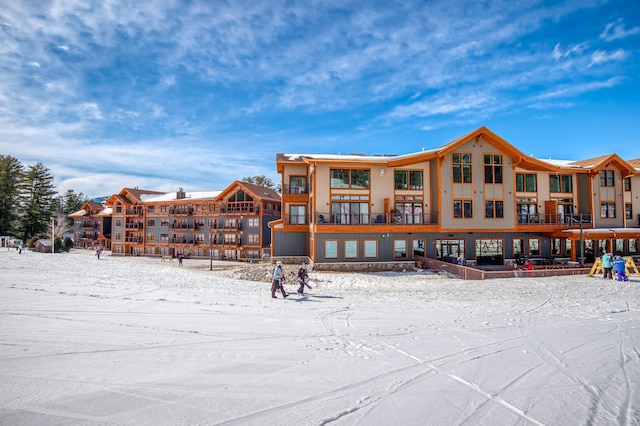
[0,155,24,236]
[54,189,88,226]
[242,175,281,193]
[18,162,57,243]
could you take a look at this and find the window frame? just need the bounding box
[452,153,472,183]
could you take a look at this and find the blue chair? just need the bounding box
[375,215,384,223]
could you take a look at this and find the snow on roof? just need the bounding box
[283,148,439,162]
[536,158,581,168]
[141,191,222,202]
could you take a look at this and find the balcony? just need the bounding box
[171,238,194,244]
[283,184,309,195]
[170,223,195,230]
[517,213,593,227]
[315,212,438,225]
[221,203,257,214]
[125,223,144,229]
[169,208,193,215]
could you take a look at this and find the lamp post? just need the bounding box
[569,215,584,267]
[209,231,213,271]
[51,217,55,254]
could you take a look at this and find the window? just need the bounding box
[452,153,472,183]
[626,203,632,219]
[332,197,369,224]
[529,239,540,256]
[517,198,538,223]
[330,169,370,189]
[394,170,408,190]
[436,239,464,259]
[194,233,205,242]
[551,238,561,256]
[289,176,307,194]
[454,200,473,218]
[115,219,122,227]
[624,177,631,191]
[289,205,307,224]
[395,196,423,224]
[630,239,637,253]
[413,239,425,257]
[325,240,338,259]
[485,200,504,218]
[116,206,122,214]
[566,239,572,256]
[484,154,503,184]
[160,219,169,227]
[146,233,155,241]
[248,234,259,244]
[160,233,169,241]
[394,239,407,259]
[147,219,155,227]
[616,239,624,253]
[601,202,616,218]
[248,217,259,227]
[364,240,378,258]
[516,173,537,192]
[513,239,524,256]
[147,206,155,213]
[549,175,573,193]
[600,170,615,187]
[344,240,358,259]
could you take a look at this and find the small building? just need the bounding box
[34,239,53,253]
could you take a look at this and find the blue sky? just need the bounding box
[1,0,639,198]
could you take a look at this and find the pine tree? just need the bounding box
[0,155,24,236]
[54,189,88,226]
[18,162,57,243]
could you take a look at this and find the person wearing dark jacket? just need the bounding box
[296,262,312,295]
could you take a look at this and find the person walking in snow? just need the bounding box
[601,251,613,279]
[178,254,184,267]
[271,261,288,298]
[296,261,312,295]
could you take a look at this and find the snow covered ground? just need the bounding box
[1,249,639,425]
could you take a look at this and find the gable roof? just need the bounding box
[104,188,164,206]
[567,154,636,177]
[215,180,281,203]
[277,126,560,172]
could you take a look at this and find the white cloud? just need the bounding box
[599,18,640,42]
[589,49,627,67]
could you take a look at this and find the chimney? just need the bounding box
[177,187,186,199]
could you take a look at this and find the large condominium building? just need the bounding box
[69,202,113,250]
[97,181,281,260]
[271,126,640,268]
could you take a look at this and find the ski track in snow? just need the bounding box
[1,250,640,425]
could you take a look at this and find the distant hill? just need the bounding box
[91,196,109,203]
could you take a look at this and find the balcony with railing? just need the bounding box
[283,184,309,195]
[126,208,144,216]
[169,207,193,215]
[170,223,196,230]
[125,222,144,229]
[315,212,439,225]
[171,238,194,244]
[518,213,593,227]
